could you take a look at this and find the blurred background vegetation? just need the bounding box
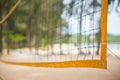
[0,0,120,54]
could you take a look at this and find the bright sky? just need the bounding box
[108,0,120,35]
[108,11,120,35]
[63,0,120,35]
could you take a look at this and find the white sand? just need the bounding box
[0,54,120,80]
[0,47,120,80]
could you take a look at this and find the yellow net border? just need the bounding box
[0,0,108,69]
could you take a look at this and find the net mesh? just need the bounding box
[1,0,108,69]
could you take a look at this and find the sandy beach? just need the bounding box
[0,51,120,80]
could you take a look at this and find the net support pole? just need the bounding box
[0,0,21,25]
[100,0,108,62]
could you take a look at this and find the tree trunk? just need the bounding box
[59,21,63,55]
[26,19,32,52]
[0,2,3,54]
[6,2,15,54]
[0,27,2,54]
[35,1,41,54]
[78,1,83,55]
[96,31,101,55]
[51,29,55,55]
[6,18,11,54]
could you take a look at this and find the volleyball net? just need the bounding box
[1,0,108,69]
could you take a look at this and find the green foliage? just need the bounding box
[10,34,26,42]
[108,34,120,42]
[16,23,27,31]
